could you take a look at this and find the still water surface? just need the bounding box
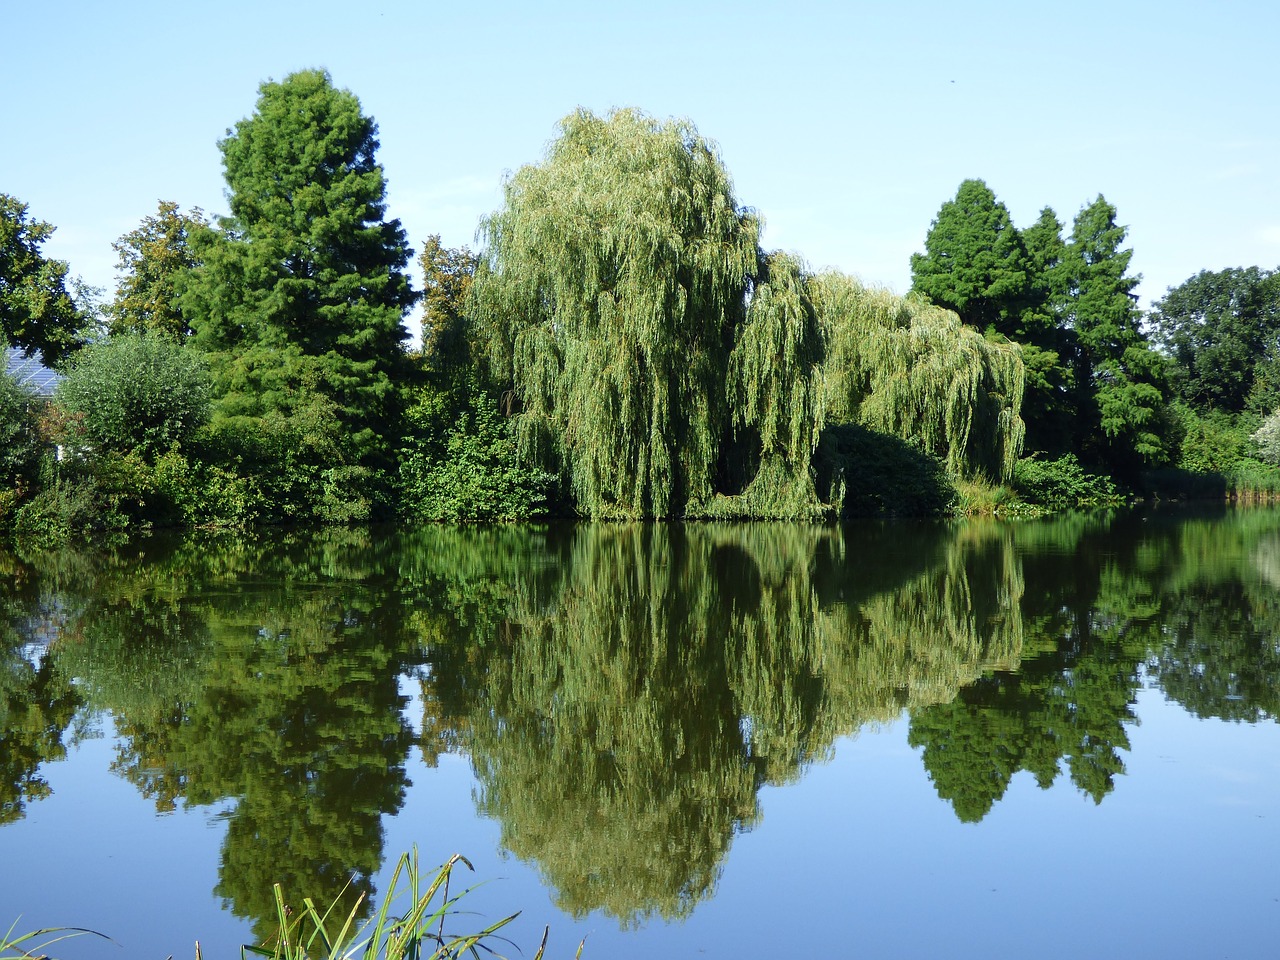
[2,508,1279,958]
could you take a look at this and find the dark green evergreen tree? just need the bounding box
[911,185,1077,455]
[909,179,1032,336]
[1063,196,1170,469]
[1014,207,1078,454]
[183,70,417,491]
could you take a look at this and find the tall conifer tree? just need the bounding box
[1063,196,1168,467]
[184,70,417,472]
[909,179,1031,336]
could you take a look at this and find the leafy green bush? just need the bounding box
[10,473,106,545]
[1012,454,1122,510]
[150,447,263,528]
[55,330,211,460]
[399,385,556,522]
[0,369,44,488]
[1174,404,1259,474]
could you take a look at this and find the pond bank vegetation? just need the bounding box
[5,73,1280,544]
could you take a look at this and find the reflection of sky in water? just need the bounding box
[3,688,1277,960]
[3,515,1280,960]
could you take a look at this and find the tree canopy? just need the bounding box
[1063,196,1169,468]
[183,69,417,471]
[1150,267,1280,414]
[909,178,1031,337]
[471,108,762,519]
[107,201,208,339]
[0,194,89,367]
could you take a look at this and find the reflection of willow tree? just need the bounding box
[412,521,1026,923]
[0,547,85,824]
[50,531,418,940]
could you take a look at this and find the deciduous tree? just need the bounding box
[0,194,89,366]
[471,108,761,519]
[107,201,208,338]
[1150,267,1280,413]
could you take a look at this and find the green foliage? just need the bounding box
[0,370,43,491]
[0,922,105,959]
[813,424,956,517]
[727,252,826,476]
[816,273,1025,481]
[8,473,104,545]
[472,108,761,519]
[1175,404,1259,474]
[107,201,208,338]
[1063,196,1170,468]
[418,235,479,374]
[0,640,83,825]
[149,447,263,528]
[1151,267,1280,413]
[55,330,211,460]
[909,178,1032,335]
[412,522,1022,920]
[1012,454,1121,511]
[183,70,417,475]
[0,194,90,367]
[196,382,375,525]
[398,382,556,522]
[243,850,539,960]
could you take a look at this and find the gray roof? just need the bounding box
[4,347,62,397]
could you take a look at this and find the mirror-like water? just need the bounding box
[2,507,1279,959]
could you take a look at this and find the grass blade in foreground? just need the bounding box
[2,920,109,960]
[243,849,559,960]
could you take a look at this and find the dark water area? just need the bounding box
[2,508,1279,958]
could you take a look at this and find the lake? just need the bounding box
[2,507,1279,959]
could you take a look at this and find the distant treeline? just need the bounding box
[3,70,1280,538]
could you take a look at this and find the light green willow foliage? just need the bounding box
[714,252,827,517]
[815,273,1026,481]
[472,109,761,519]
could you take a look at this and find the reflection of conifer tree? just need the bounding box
[50,532,418,940]
[909,513,1153,821]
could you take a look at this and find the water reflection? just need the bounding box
[2,507,1279,929]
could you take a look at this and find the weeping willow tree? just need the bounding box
[709,251,827,518]
[470,108,762,519]
[815,272,1025,481]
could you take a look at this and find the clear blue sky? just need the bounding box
[5,0,1278,339]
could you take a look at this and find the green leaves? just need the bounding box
[1151,267,1280,413]
[472,108,761,519]
[0,194,90,367]
[910,178,1032,335]
[107,201,208,338]
[185,70,416,481]
[56,330,211,460]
